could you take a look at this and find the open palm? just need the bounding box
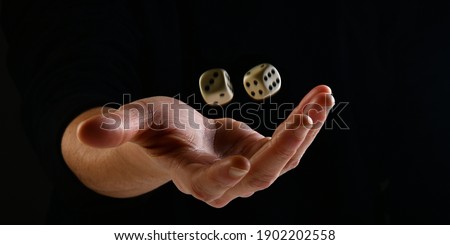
[78,85,334,207]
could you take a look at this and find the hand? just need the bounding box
[77,85,334,207]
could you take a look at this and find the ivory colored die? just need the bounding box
[199,68,234,106]
[243,63,281,100]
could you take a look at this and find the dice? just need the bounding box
[199,68,234,106]
[243,63,281,100]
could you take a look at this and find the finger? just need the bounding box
[303,92,335,127]
[210,113,314,207]
[239,192,255,198]
[77,101,150,148]
[248,113,313,181]
[298,84,332,111]
[282,92,335,174]
[171,155,251,205]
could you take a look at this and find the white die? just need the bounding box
[199,68,234,106]
[243,63,281,100]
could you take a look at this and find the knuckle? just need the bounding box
[208,199,229,208]
[190,181,215,202]
[247,171,276,190]
[213,179,235,190]
[284,160,300,172]
[273,142,296,160]
[239,192,255,198]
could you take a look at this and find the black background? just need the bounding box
[0,0,51,224]
[1,0,449,224]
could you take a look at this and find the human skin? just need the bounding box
[61,85,334,207]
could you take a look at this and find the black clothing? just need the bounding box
[2,0,450,224]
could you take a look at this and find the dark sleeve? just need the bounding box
[1,0,143,181]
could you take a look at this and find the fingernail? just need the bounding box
[229,167,248,178]
[304,114,314,125]
[327,93,335,106]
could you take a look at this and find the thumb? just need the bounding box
[77,104,147,148]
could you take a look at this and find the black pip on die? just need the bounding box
[243,63,281,100]
[199,68,234,106]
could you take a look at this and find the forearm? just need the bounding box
[61,107,171,198]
